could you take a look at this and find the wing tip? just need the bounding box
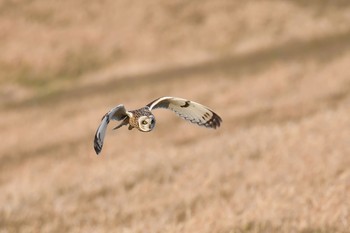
[94,133,103,155]
[205,111,222,129]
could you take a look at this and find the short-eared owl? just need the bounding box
[94,96,222,154]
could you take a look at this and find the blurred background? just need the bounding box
[1,1,350,232]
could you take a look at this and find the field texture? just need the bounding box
[1,1,350,232]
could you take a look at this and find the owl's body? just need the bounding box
[127,107,155,131]
[94,96,222,154]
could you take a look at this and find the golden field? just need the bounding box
[0,1,350,232]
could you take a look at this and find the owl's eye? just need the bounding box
[141,120,148,125]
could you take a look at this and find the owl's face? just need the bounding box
[137,115,156,132]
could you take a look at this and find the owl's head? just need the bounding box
[137,115,156,132]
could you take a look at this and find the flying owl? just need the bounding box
[93,96,222,154]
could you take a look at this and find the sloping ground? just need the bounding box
[1,1,350,233]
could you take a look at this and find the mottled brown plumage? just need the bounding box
[128,107,154,130]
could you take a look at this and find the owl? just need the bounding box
[94,96,222,154]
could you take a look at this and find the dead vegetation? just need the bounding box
[0,1,350,232]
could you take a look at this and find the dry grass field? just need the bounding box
[1,1,350,232]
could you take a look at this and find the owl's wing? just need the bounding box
[147,97,222,129]
[94,104,128,155]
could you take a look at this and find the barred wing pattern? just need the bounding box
[94,104,128,154]
[147,97,222,129]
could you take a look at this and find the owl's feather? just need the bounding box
[147,97,222,129]
[94,104,128,154]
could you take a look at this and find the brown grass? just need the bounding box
[1,1,350,232]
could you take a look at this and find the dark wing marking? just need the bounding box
[147,96,222,129]
[94,104,128,155]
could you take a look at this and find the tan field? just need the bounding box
[1,1,350,232]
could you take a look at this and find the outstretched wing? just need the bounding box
[94,104,128,155]
[147,97,222,129]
